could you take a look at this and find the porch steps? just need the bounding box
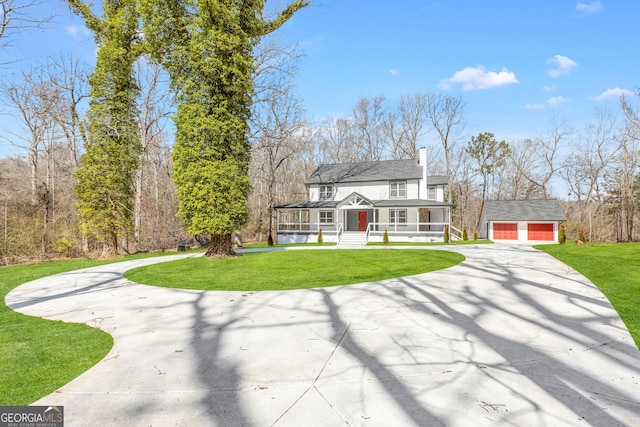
[338,232,368,246]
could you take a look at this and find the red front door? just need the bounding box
[358,211,368,231]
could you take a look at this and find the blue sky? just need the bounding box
[272,0,639,142]
[1,0,639,155]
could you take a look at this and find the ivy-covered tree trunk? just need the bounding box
[68,0,142,256]
[142,0,309,257]
[206,233,234,257]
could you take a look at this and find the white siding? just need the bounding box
[406,180,420,199]
[310,180,422,201]
[334,181,387,199]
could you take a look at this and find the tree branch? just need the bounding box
[65,0,103,35]
[255,0,310,36]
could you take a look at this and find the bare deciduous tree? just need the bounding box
[133,57,173,248]
[561,109,619,240]
[383,94,429,159]
[251,84,307,244]
[0,0,52,51]
[1,70,58,205]
[352,95,387,161]
[46,54,89,168]
[317,117,358,163]
[607,94,640,241]
[513,117,572,199]
[425,94,465,202]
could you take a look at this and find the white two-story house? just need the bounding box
[275,148,454,245]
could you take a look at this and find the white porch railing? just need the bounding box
[277,222,460,243]
[277,222,451,234]
[367,222,450,233]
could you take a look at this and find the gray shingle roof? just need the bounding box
[426,175,448,186]
[483,199,565,221]
[306,159,423,184]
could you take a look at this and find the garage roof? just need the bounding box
[484,199,565,221]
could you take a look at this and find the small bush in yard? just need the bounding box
[463,228,468,241]
[578,228,587,245]
[473,229,478,241]
[559,224,566,244]
[317,228,323,244]
[444,227,450,243]
[383,229,389,244]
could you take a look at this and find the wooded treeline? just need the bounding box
[1,29,639,263]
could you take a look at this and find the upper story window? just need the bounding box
[428,185,437,200]
[390,181,406,198]
[319,185,333,200]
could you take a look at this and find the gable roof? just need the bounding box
[336,192,374,208]
[483,199,565,221]
[426,175,448,186]
[306,159,423,184]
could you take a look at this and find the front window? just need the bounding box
[319,185,333,200]
[428,185,436,200]
[319,210,334,224]
[390,181,406,198]
[390,209,407,224]
[278,209,310,230]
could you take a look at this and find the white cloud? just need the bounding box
[66,24,90,38]
[389,68,400,76]
[590,87,635,101]
[439,66,519,91]
[547,96,569,107]
[524,103,546,110]
[524,96,570,110]
[547,55,578,77]
[576,1,603,14]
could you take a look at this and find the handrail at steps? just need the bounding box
[450,225,464,241]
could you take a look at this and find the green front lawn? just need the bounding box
[125,249,465,291]
[537,241,640,348]
[5,241,639,407]
[0,252,177,405]
[1,259,113,405]
[367,240,493,246]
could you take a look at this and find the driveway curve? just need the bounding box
[6,244,640,426]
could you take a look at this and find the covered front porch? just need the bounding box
[275,193,455,245]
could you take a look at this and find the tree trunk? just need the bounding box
[133,167,143,248]
[205,233,235,257]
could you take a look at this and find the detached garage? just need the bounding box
[480,199,565,243]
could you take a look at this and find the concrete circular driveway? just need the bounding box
[6,244,640,426]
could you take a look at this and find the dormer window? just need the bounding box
[390,181,406,198]
[319,184,333,200]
